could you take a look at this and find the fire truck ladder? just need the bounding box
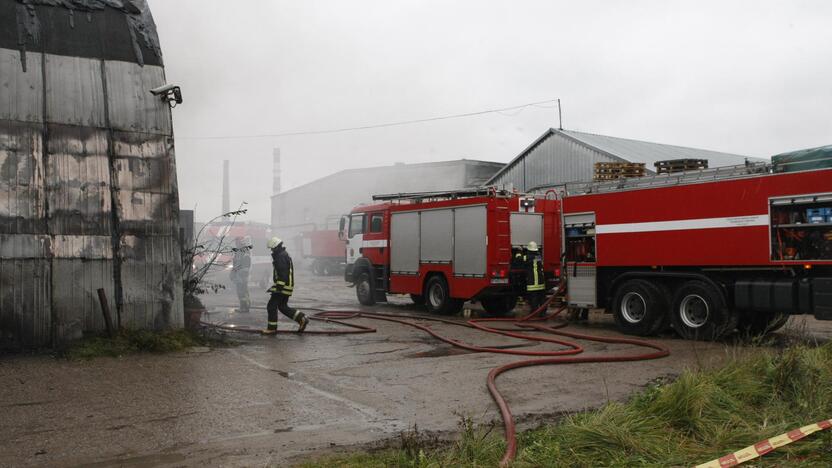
[372,187,513,202]
[529,160,773,196]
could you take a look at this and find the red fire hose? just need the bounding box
[202,295,669,466]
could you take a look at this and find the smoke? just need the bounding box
[149,0,832,223]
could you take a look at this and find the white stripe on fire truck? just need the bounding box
[362,239,388,248]
[595,214,769,235]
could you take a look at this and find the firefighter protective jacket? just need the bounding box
[269,246,294,296]
[514,251,545,292]
[232,248,251,271]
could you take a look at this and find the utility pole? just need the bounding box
[222,160,230,214]
[557,99,563,130]
[272,148,282,195]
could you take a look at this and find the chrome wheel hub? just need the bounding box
[621,292,647,324]
[680,294,709,328]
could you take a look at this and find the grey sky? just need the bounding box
[148,0,832,223]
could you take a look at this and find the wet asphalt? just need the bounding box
[1,270,830,467]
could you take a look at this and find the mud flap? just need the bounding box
[813,278,832,320]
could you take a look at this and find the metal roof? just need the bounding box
[272,158,504,198]
[487,128,762,185]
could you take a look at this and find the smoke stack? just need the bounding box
[273,148,282,195]
[222,160,230,214]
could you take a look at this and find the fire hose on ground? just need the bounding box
[202,290,672,466]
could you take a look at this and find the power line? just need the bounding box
[179,98,558,141]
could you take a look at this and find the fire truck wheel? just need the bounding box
[612,279,668,336]
[410,294,426,305]
[738,311,789,336]
[355,271,376,306]
[425,275,464,315]
[321,262,333,276]
[671,280,738,341]
[480,296,517,317]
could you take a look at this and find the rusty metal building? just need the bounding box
[486,128,762,192]
[0,0,183,348]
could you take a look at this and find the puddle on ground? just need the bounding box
[82,453,187,467]
[270,369,294,378]
[406,347,474,358]
[406,341,540,358]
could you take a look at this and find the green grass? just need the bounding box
[301,344,832,467]
[64,328,229,359]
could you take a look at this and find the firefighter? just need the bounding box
[230,236,251,313]
[519,241,546,311]
[263,237,309,335]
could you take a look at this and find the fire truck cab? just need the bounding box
[341,189,561,316]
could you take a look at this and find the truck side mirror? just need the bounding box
[338,216,347,240]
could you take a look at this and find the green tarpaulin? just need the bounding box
[772,145,832,173]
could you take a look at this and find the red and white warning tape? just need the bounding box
[695,418,832,467]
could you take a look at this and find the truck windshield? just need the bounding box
[349,214,365,237]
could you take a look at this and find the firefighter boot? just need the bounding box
[296,313,309,334]
[261,321,278,336]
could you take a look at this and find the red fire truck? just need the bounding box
[557,162,832,339]
[341,189,561,316]
[343,162,832,340]
[297,229,345,276]
[197,220,273,287]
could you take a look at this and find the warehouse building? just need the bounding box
[487,128,761,192]
[271,159,503,238]
[0,0,182,347]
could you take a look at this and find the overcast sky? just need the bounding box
[148,0,832,223]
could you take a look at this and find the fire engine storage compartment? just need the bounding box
[563,213,597,307]
[754,192,832,319]
[770,193,832,261]
[509,213,543,248]
[390,206,488,277]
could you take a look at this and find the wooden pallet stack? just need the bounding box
[593,162,646,181]
[654,159,708,174]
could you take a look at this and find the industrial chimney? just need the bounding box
[273,148,282,195]
[222,160,230,214]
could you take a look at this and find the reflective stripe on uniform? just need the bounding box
[527,260,545,291]
[268,321,278,326]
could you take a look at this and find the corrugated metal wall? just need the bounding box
[490,133,620,192]
[0,0,182,348]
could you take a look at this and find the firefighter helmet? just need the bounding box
[527,241,539,252]
[267,237,283,249]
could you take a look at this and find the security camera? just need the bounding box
[149,84,177,95]
[149,84,183,107]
